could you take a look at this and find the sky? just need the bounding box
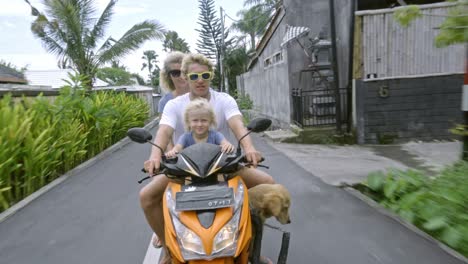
[0,0,245,76]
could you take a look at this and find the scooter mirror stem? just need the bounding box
[236,131,253,156]
[146,140,164,154]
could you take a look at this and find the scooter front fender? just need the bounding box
[163,177,252,263]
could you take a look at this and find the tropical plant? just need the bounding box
[131,73,146,85]
[244,0,280,8]
[358,161,468,257]
[224,44,250,94]
[0,60,27,76]
[243,0,280,27]
[0,82,149,212]
[232,6,270,50]
[24,0,165,89]
[196,0,222,61]
[196,0,233,90]
[394,0,468,47]
[141,50,160,86]
[163,31,191,53]
[96,67,135,86]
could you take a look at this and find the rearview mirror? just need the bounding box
[127,128,152,144]
[247,118,272,133]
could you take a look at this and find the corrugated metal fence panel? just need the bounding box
[358,3,465,79]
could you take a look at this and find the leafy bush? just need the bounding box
[357,162,468,257]
[0,90,149,212]
[236,94,253,110]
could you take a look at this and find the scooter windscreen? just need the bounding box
[164,142,238,178]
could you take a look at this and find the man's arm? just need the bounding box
[227,115,262,166]
[145,124,174,174]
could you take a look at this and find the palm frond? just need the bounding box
[98,20,165,64]
[86,0,116,48]
[30,14,65,57]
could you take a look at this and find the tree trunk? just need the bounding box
[250,32,256,51]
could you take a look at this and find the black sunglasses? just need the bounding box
[168,69,181,77]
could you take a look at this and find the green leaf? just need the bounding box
[441,227,462,248]
[367,172,385,192]
[384,180,399,200]
[423,216,447,231]
[394,5,422,27]
[399,210,415,223]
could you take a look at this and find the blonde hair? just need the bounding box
[181,53,214,74]
[159,51,186,92]
[183,98,217,131]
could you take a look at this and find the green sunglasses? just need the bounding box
[187,71,213,81]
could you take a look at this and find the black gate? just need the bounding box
[292,87,348,127]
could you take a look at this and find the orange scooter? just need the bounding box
[128,118,289,264]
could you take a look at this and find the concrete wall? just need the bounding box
[242,9,289,128]
[355,74,464,144]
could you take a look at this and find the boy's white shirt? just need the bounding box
[160,89,242,144]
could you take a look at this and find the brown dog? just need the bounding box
[248,183,291,225]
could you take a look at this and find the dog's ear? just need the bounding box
[263,193,282,217]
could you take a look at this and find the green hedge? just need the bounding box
[357,161,468,257]
[0,88,149,212]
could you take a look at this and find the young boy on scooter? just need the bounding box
[165,98,234,157]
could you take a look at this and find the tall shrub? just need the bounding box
[0,90,149,212]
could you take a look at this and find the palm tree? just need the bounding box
[244,0,281,10]
[24,0,165,89]
[141,50,159,86]
[163,31,190,53]
[224,44,250,94]
[232,6,270,51]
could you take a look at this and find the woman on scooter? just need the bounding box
[152,51,190,249]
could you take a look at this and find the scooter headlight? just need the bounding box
[172,215,206,256]
[212,181,244,255]
[212,207,241,254]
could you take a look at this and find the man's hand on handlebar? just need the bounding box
[244,148,262,167]
[144,158,160,176]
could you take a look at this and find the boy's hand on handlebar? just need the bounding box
[220,142,235,153]
[165,150,178,159]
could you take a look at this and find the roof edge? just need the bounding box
[247,6,286,70]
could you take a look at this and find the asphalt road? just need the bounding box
[0,130,465,264]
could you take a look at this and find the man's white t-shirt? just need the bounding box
[160,89,242,143]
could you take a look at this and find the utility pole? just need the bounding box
[462,45,468,160]
[219,6,225,93]
[329,0,342,134]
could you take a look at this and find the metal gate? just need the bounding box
[291,66,348,128]
[292,87,348,127]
